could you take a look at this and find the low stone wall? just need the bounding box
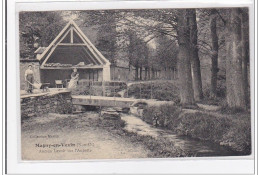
[20,91,73,119]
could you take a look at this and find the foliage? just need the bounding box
[127,81,180,102]
[142,104,251,154]
[142,104,182,128]
[19,11,66,58]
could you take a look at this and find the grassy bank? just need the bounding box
[75,112,193,157]
[112,129,194,158]
[141,104,251,154]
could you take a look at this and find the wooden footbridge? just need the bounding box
[71,95,173,108]
[72,95,137,108]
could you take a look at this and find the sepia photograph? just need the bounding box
[19,8,251,160]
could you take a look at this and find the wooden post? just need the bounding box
[102,81,104,96]
[126,83,129,98]
[92,70,94,81]
[151,83,153,99]
[114,81,116,105]
[140,83,142,99]
[89,80,92,100]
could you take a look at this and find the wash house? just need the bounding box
[37,20,111,87]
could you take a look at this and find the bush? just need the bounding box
[203,79,226,101]
[142,104,182,128]
[127,81,180,103]
[219,102,248,114]
[221,114,251,154]
[175,112,231,142]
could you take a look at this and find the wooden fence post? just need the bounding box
[126,83,129,98]
[151,83,153,99]
[140,83,142,99]
[102,81,104,96]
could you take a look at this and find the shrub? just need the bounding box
[219,102,248,114]
[175,112,231,142]
[127,81,180,102]
[221,114,251,154]
[142,104,182,128]
[203,78,226,99]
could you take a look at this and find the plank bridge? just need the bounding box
[71,95,137,108]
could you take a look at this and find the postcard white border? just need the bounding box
[6,0,255,174]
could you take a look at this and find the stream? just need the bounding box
[121,113,240,157]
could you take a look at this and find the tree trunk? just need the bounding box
[188,9,203,101]
[148,67,151,80]
[139,67,142,80]
[152,67,155,79]
[241,9,250,106]
[226,8,246,109]
[170,67,175,80]
[145,67,148,80]
[210,9,219,99]
[135,65,139,81]
[177,9,195,105]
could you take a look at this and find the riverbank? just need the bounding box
[140,104,251,155]
[22,111,234,160]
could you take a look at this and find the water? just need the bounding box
[121,114,240,157]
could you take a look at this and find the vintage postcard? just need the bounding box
[19,8,252,161]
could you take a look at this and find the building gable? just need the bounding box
[38,20,110,68]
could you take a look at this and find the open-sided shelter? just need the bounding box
[37,20,111,87]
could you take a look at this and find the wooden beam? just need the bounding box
[41,29,71,66]
[57,43,88,46]
[71,20,110,65]
[80,48,98,65]
[38,22,71,61]
[80,46,99,65]
[72,27,104,65]
[70,28,73,43]
[40,65,104,69]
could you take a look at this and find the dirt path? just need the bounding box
[21,113,150,160]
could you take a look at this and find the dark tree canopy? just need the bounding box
[19,11,66,58]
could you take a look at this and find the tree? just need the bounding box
[126,30,148,80]
[19,11,66,58]
[226,8,246,109]
[188,9,203,101]
[155,35,178,79]
[177,9,195,105]
[241,8,250,106]
[209,9,219,99]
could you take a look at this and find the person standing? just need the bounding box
[24,64,34,93]
[68,68,79,89]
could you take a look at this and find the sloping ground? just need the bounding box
[141,104,251,154]
[21,113,150,160]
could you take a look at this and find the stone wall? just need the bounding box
[20,59,41,90]
[20,91,73,119]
